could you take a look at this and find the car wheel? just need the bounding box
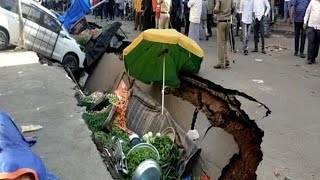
[0,29,9,51]
[62,54,79,72]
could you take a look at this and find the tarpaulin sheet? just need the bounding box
[58,0,91,31]
[126,86,201,177]
[0,111,59,180]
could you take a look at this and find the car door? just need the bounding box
[0,0,20,44]
[20,3,44,54]
[40,13,64,59]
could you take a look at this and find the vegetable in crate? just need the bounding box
[152,135,181,180]
[78,92,105,109]
[107,94,120,105]
[127,148,158,173]
[151,135,173,162]
[83,110,109,132]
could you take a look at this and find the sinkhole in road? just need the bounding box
[165,73,271,180]
[80,53,271,179]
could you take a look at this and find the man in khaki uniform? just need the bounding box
[213,0,235,69]
[157,0,172,29]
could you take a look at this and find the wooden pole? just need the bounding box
[17,0,25,48]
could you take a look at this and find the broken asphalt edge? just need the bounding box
[166,72,271,180]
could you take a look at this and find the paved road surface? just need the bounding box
[0,51,112,180]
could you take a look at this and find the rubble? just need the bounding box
[21,125,43,133]
[266,44,289,52]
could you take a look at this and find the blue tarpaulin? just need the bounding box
[58,0,91,31]
[0,111,59,180]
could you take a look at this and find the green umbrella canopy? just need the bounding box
[123,29,204,88]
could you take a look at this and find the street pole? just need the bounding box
[17,0,25,48]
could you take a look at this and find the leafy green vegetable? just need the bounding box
[93,131,113,145]
[127,148,158,173]
[83,110,108,132]
[83,110,131,154]
[151,136,173,162]
[151,136,182,180]
[78,92,108,110]
[78,96,95,109]
[109,125,131,154]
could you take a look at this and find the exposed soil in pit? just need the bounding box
[166,73,271,180]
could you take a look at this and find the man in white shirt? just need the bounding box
[240,0,254,55]
[188,0,202,44]
[252,0,270,54]
[158,0,172,29]
[304,0,320,64]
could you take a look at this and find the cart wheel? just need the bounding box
[0,29,9,51]
[62,53,79,72]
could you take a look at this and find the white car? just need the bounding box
[0,0,86,72]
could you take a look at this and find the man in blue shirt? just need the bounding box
[290,0,310,58]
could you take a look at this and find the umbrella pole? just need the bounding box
[161,55,165,115]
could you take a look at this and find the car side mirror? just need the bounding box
[60,31,68,38]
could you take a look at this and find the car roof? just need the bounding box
[21,0,57,18]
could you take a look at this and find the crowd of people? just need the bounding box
[92,0,132,20]
[130,0,318,68]
[280,0,319,65]
[128,0,275,69]
[41,0,70,11]
[48,0,319,68]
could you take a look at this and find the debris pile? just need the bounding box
[266,44,289,52]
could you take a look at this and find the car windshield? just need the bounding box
[47,10,70,36]
[50,10,61,18]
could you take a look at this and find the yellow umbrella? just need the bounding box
[124,29,204,114]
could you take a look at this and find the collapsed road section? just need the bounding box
[78,57,271,180]
[166,73,271,180]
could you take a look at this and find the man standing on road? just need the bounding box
[109,0,115,20]
[155,4,161,28]
[134,0,143,30]
[104,0,110,19]
[303,0,320,64]
[235,0,241,37]
[201,0,209,40]
[207,0,214,37]
[240,0,254,55]
[115,0,121,17]
[171,0,183,31]
[290,0,310,58]
[119,0,125,18]
[188,0,202,44]
[213,0,235,69]
[152,0,157,28]
[184,0,191,35]
[142,0,152,30]
[158,0,172,29]
[252,0,270,54]
[284,0,291,23]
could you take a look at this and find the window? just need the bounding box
[43,14,61,33]
[21,4,41,24]
[0,0,17,13]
